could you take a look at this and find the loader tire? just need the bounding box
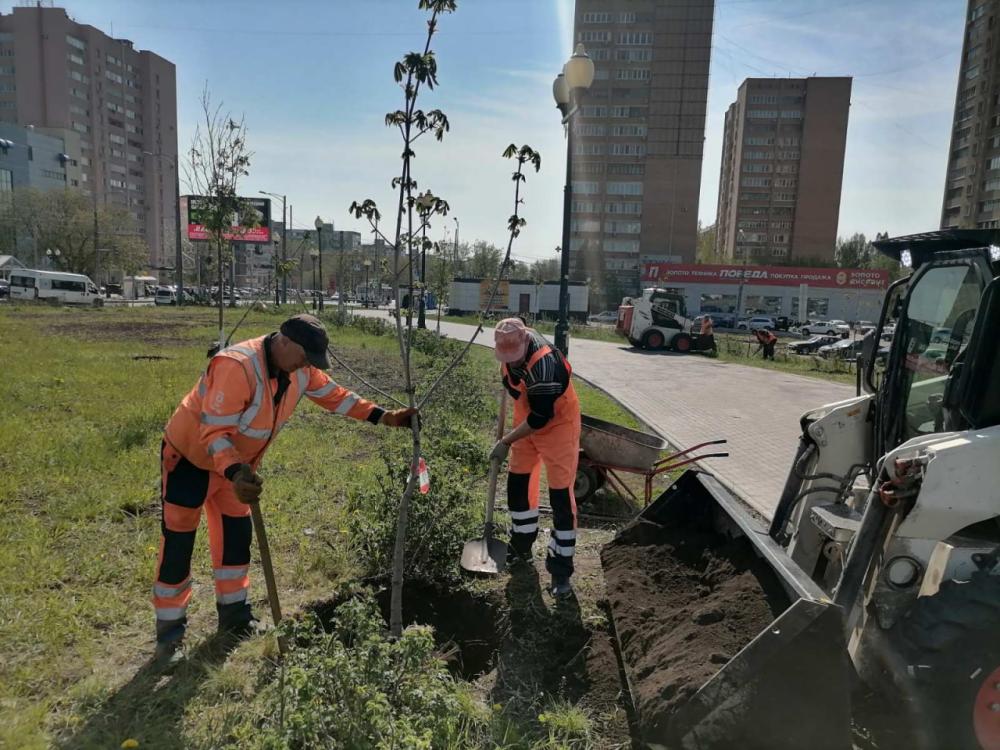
[890,572,1000,750]
[672,333,692,353]
[642,330,665,350]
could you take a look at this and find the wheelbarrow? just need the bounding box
[574,414,728,506]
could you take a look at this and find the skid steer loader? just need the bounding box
[603,230,1000,749]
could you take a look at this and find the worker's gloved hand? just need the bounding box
[380,407,420,429]
[488,439,510,464]
[231,464,263,504]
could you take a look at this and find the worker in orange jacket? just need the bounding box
[754,327,778,360]
[699,315,716,352]
[489,318,581,598]
[153,314,415,660]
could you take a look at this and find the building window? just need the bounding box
[979,198,1000,212]
[109,133,126,145]
[609,143,646,156]
[106,101,124,114]
[109,164,127,175]
[125,123,142,135]
[775,192,796,201]
[615,68,650,81]
[741,177,771,187]
[748,110,778,119]
[582,12,612,23]
[608,163,644,175]
[575,124,606,136]
[607,181,643,195]
[987,156,1000,170]
[604,220,641,234]
[611,124,647,136]
[971,3,987,21]
[67,52,84,65]
[571,218,601,232]
[69,104,88,117]
[749,95,777,104]
[41,169,66,181]
[780,110,802,119]
[106,53,122,66]
[610,105,646,118]
[615,48,652,62]
[572,201,599,213]
[590,48,610,61]
[618,31,653,45]
[71,121,89,134]
[574,142,605,156]
[743,163,772,173]
[605,202,642,215]
[106,70,123,84]
[745,136,774,146]
[66,34,86,51]
[983,177,1000,191]
[605,239,640,253]
[619,12,637,23]
[109,178,125,188]
[743,151,770,159]
[572,181,600,195]
[966,65,980,80]
[580,31,611,43]
[0,168,11,193]
[69,71,88,84]
[581,105,607,118]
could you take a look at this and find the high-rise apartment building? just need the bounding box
[942,1,999,230]
[571,0,713,300]
[715,77,851,264]
[1,5,178,272]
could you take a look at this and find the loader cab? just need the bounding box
[869,231,1000,456]
[645,288,687,329]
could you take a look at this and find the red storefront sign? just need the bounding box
[642,263,889,290]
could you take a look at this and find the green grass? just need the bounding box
[711,332,857,384]
[0,303,638,749]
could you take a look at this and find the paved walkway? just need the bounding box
[357,311,854,518]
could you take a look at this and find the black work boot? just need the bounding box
[217,601,265,640]
[506,545,532,569]
[154,617,187,668]
[549,575,573,598]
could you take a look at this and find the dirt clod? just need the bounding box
[602,519,789,744]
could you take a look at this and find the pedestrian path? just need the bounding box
[356,311,855,518]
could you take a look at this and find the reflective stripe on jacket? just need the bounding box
[165,335,379,474]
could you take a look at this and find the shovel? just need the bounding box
[461,390,509,575]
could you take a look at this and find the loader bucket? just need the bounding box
[602,470,853,750]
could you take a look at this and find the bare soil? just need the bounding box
[601,518,790,745]
[45,317,199,345]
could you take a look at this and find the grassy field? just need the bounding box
[0,303,642,749]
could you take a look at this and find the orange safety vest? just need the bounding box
[165,335,375,474]
[502,342,579,429]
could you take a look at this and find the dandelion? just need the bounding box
[121,740,139,749]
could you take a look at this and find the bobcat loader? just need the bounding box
[603,231,1000,749]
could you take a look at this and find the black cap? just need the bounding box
[280,314,331,369]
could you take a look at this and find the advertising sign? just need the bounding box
[183,195,272,243]
[642,262,889,290]
[480,279,509,310]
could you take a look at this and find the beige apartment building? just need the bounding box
[571,0,713,299]
[941,1,1000,230]
[715,77,851,264]
[1,5,178,272]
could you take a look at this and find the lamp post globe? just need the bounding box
[552,72,569,111]
[563,43,595,91]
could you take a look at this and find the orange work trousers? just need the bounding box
[152,441,252,641]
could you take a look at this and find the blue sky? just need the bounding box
[16,0,966,262]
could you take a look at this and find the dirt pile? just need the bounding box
[601,518,790,743]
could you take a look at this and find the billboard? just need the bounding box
[183,195,271,243]
[641,262,889,290]
[480,279,509,309]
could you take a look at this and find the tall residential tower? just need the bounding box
[571,0,714,301]
[714,77,852,264]
[941,1,1000,230]
[1,5,178,272]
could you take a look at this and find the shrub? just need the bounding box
[242,594,486,749]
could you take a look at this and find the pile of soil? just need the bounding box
[601,518,790,742]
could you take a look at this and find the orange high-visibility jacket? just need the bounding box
[165,335,380,474]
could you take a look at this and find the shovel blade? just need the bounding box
[460,537,508,576]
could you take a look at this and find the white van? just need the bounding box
[9,269,103,306]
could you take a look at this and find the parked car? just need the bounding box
[818,338,863,359]
[0,278,8,298]
[707,312,737,329]
[787,335,839,354]
[774,315,791,331]
[930,327,952,344]
[588,310,619,325]
[737,316,776,331]
[154,286,177,306]
[800,320,839,336]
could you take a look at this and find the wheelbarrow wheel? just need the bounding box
[575,462,603,503]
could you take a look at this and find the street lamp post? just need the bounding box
[45,248,61,268]
[259,190,287,305]
[314,216,324,313]
[364,258,371,307]
[310,245,319,310]
[453,216,460,266]
[553,44,595,357]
